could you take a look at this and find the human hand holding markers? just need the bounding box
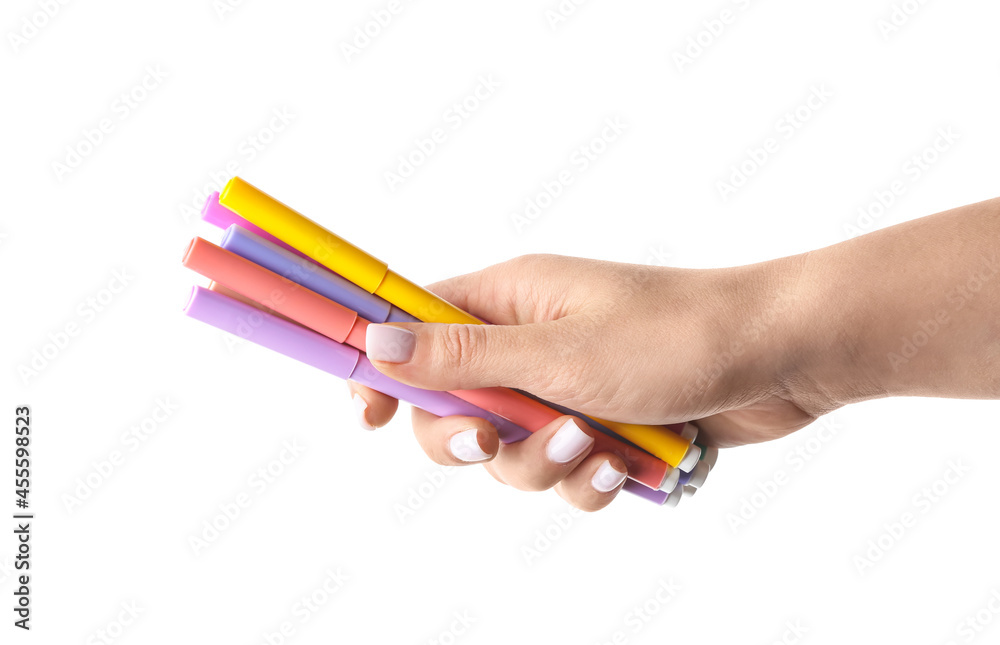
[186,179,707,509]
[352,196,1000,511]
[184,178,1000,512]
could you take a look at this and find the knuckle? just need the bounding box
[504,253,555,276]
[438,323,483,372]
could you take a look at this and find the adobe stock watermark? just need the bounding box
[716,84,833,202]
[509,116,627,234]
[257,567,350,645]
[84,601,143,645]
[383,74,500,192]
[938,588,1000,645]
[17,268,134,385]
[7,0,72,54]
[340,0,414,62]
[51,65,168,182]
[853,458,970,575]
[726,416,842,534]
[888,252,997,372]
[544,0,590,31]
[177,106,296,223]
[672,0,760,73]
[188,439,306,556]
[643,244,673,267]
[876,0,932,42]
[843,127,961,238]
[766,620,809,645]
[393,463,459,523]
[61,398,180,514]
[595,578,680,645]
[422,610,477,645]
[520,505,587,566]
[213,0,252,20]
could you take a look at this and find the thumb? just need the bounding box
[364,321,570,392]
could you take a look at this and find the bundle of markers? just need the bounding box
[182,177,718,506]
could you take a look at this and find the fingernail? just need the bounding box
[449,428,490,462]
[591,460,627,493]
[353,392,375,430]
[366,325,416,363]
[546,418,594,464]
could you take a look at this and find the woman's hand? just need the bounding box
[348,253,824,510]
[348,197,1000,511]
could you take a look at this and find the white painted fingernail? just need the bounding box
[366,324,416,363]
[591,460,627,493]
[546,419,594,464]
[449,428,490,462]
[353,393,375,430]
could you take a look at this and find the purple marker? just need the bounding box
[677,461,710,488]
[623,479,681,507]
[220,225,416,325]
[184,286,529,442]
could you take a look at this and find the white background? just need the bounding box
[2,0,1000,643]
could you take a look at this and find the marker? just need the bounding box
[185,286,667,504]
[183,236,677,492]
[219,223,413,324]
[699,445,720,470]
[184,286,531,442]
[677,461,710,489]
[202,191,310,261]
[184,237,369,349]
[215,181,700,471]
[623,479,682,508]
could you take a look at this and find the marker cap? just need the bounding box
[686,461,710,489]
[220,177,389,293]
[659,467,680,493]
[678,443,702,472]
[182,237,361,345]
[221,225,397,325]
[201,192,309,260]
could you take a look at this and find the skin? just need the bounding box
[349,196,1000,511]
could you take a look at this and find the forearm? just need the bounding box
[785,197,1000,409]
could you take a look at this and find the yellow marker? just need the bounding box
[219,177,700,470]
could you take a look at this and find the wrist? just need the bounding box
[676,256,824,414]
[773,246,893,414]
[709,252,869,417]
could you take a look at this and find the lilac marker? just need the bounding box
[184,286,530,442]
[220,225,416,325]
[623,479,681,507]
